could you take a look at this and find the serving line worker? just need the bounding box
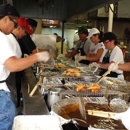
[18,18,56,58]
[65,26,92,65]
[90,32,124,80]
[18,18,44,56]
[6,17,34,108]
[75,28,105,63]
[0,4,50,130]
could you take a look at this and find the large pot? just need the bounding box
[51,97,126,130]
[47,87,65,109]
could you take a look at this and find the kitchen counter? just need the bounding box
[21,67,50,115]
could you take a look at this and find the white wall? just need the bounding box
[42,28,79,49]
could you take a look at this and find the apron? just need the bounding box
[99,50,118,78]
[74,40,90,65]
[6,73,17,107]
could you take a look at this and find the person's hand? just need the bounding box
[108,63,118,72]
[36,51,50,62]
[89,62,100,68]
[75,55,86,62]
[114,108,130,130]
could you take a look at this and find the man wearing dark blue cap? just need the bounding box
[0,4,50,130]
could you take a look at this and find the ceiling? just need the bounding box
[11,0,121,19]
[4,0,122,28]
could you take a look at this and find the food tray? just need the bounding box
[41,76,94,89]
[59,84,129,102]
[100,77,130,94]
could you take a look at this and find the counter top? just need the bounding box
[21,67,50,115]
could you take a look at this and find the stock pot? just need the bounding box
[47,87,65,109]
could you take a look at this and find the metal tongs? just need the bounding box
[95,61,120,84]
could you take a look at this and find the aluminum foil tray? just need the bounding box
[100,77,130,94]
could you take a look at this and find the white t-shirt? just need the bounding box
[100,46,124,74]
[89,42,105,61]
[7,33,22,58]
[90,42,105,54]
[0,32,16,92]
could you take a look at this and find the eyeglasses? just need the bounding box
[8,16,18,28]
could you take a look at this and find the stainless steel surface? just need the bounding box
[21,67,49,115]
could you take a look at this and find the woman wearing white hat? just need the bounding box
[76,28,105,63]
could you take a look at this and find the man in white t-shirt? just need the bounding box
[0,4,50,130]
[6,17,33,107]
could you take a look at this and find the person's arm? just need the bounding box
[118,63,130,71]
[87,50,91,56]
[86,48,104,61]
[99,61,114,69]
[65,49,78,58]
[4,51,50,72]
[89,61,115,69]
[76,48,104,62]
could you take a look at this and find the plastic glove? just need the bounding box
[36,51,50,62]
[24,54,29,58]
[74,54,79,60]
[108,63,118,72]
[114,108,130,130]
[75,55,86,62]
[89,62,100,68]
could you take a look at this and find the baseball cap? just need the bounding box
[102,32,117,42]
[18,17,33,35]
[87,28,100,38]
[0,4,20,17]
[27,18,37,27]
[76,26,88,35]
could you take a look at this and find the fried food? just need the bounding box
[76,83,100,94]
[62,68,81,77]
[55,63,66,68]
